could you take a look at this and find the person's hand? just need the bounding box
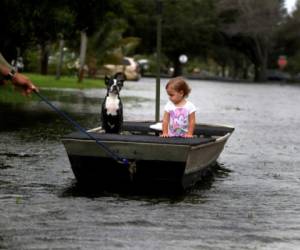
[160,133,169,138]
[183,134,193,138]
[11,73,38,95]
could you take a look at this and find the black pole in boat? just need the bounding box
[155,0,162,122]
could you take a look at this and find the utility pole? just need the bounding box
[155,0,162,122]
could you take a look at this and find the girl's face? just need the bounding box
[166,86,184,105]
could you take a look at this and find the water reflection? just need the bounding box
[60,163,232,205]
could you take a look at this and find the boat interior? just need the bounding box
[63,121,234,146]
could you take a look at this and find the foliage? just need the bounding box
[216,0,286,81]
[275,2,300,74]
[125,0,217,76]
[0,0,32,60]
[2,0,300,82]
[88,14,140,66]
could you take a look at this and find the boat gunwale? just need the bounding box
[63,122,234,147]
[189,132,232,150]
[62,132,217,146]
[61,131,232,149]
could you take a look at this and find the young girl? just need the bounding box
[161,77,196,138]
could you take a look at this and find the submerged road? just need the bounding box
[0,78,299,249]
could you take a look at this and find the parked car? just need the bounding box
[103,57,141,81]
[137,59,149,76]
[266,70,291,81]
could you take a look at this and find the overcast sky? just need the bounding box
[285,0,297,12]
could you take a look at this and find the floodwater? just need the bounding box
[0,78,300,250]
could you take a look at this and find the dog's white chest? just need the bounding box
[105,95,120,115]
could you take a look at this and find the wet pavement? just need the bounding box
[0,78,300,249]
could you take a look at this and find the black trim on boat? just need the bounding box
[63,132,216,146]
[62,121,235,146]
[123,121,234,136]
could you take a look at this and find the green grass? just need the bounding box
[27,73,105,89]
[1,73,105,104]
[0,84,31,103]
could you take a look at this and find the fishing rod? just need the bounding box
[34,90,129,166]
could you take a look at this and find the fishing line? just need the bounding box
[34,90,129,166]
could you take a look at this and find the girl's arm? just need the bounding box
[161,111,170,137]
[185,111,196,138]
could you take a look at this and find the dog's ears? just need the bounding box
[105,76,110,86]
[114,72,126,82]
[117,80,124,88]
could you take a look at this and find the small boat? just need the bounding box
[62,121,234,192]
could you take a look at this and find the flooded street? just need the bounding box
[0,78,300,249]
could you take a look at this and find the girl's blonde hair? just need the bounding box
[166,77,191,97]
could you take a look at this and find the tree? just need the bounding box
[0,0,76,74]
[216,0,285,81]
[68,0,136,81]
[89,14,136,65]
[0,0,33,62]
[274,1,300,73]
[125,0,217,77]
[123,0,157,55]
[163,0,217,76]
[20,0,75,75]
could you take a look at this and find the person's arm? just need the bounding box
[185,111,196,138]
[0,53,13,70]
[0,53,14,79]
[11,72,38,95]
[161,111,170,137]
[0,53,38,95]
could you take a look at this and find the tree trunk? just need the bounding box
[173,58,182,77]
[221,65,226,77]
[78,31,88,83]
[56,38,64,80]
[254,65,260,82]
[252,36,269,82]
[254,53,268,82]
[40,42,50,75]
[242,59,249,79]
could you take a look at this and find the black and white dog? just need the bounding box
[101,73,125,133]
